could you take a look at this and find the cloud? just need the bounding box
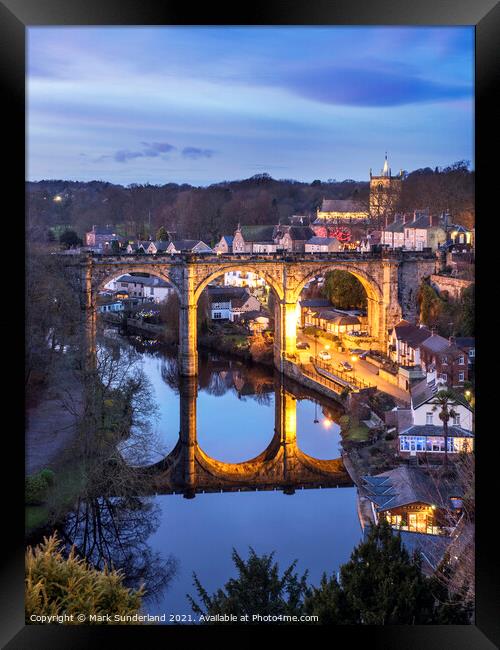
[182,147,215,159]
[141,141,177,156]
[280,65,471,107]
[95,141,176,163]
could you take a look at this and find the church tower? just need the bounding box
[369,153,403,223]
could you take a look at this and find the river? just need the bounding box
[63,332,363,620]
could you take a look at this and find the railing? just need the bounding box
[313,357,375,390]
[300,364,346,396]
[76,249,436,263]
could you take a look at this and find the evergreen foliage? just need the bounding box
[25,534,144,624]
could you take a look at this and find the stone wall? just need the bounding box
[398,258,436,323]
[430,274,473,299]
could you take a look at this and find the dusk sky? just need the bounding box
[27,26,474,186]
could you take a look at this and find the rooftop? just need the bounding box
[400,424,474,438]
[319,199,367,213]
[363,465,462,512]
[237,225,276,242]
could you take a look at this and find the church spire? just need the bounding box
[382,152,389,177]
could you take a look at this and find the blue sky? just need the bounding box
[27,26,474,186]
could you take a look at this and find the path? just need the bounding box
[26,370,84,475]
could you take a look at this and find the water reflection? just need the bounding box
[56,496,177,604]
[143,371,352,499]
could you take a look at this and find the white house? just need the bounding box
[104,274,174,303]
[388,320,432,366]
[165,239,213,254]
[223,270,266,289]
[98,301,125,314]
[304,237,342,253]
[410,381,473,432]
[146,241,169,254]
[207,287,262,322]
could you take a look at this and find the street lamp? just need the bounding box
[351,354,359,380]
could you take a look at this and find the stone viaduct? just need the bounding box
[140,376,352,497]
[76,249,436,376]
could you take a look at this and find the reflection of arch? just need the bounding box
[95,266,182,298]
[193,264,284,303]
[195,429,282,478]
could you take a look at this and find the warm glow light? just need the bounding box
[465,390,471,397]
[53,195,62,202]
[323,418,332,428]
[351,355,358,362]
[325,344,330,350]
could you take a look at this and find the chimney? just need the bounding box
[449,335,455,344]
[403,214,408,224]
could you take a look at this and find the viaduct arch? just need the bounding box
[74,250,435,377]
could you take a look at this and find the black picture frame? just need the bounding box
[2,0,498,646]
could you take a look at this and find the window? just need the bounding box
[468,349,475,358]
[453,413,461,426]
[213,312,222,320]
[426,412,433,425]
[400,437,410,451]
[458,372,465,382]
[441,356,448,365]
[458,356,464,365]
[439,373,448,382]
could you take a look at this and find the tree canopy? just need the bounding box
[189,522,472,624]
[322,270,367,310]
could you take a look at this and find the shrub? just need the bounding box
[25,474,50,505]
[39,468,55,487]
[26,534,144,624]
[338,415,351,430]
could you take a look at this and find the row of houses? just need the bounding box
[388,320,474,389]
[102,274,175,303]
[214,224,343,255]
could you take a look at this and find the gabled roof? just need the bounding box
[420,334,461,355]
[114,274,172,288]
[362,465,462,511]
[221,235,234,245]
[207,286,249,304]
[167,239,211,252]
[411,383,471,411]
[314,310,360,325]
[238,225,276,242]
[392,320,432,348]
[320,199,367,213]
[148,240,169,251]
